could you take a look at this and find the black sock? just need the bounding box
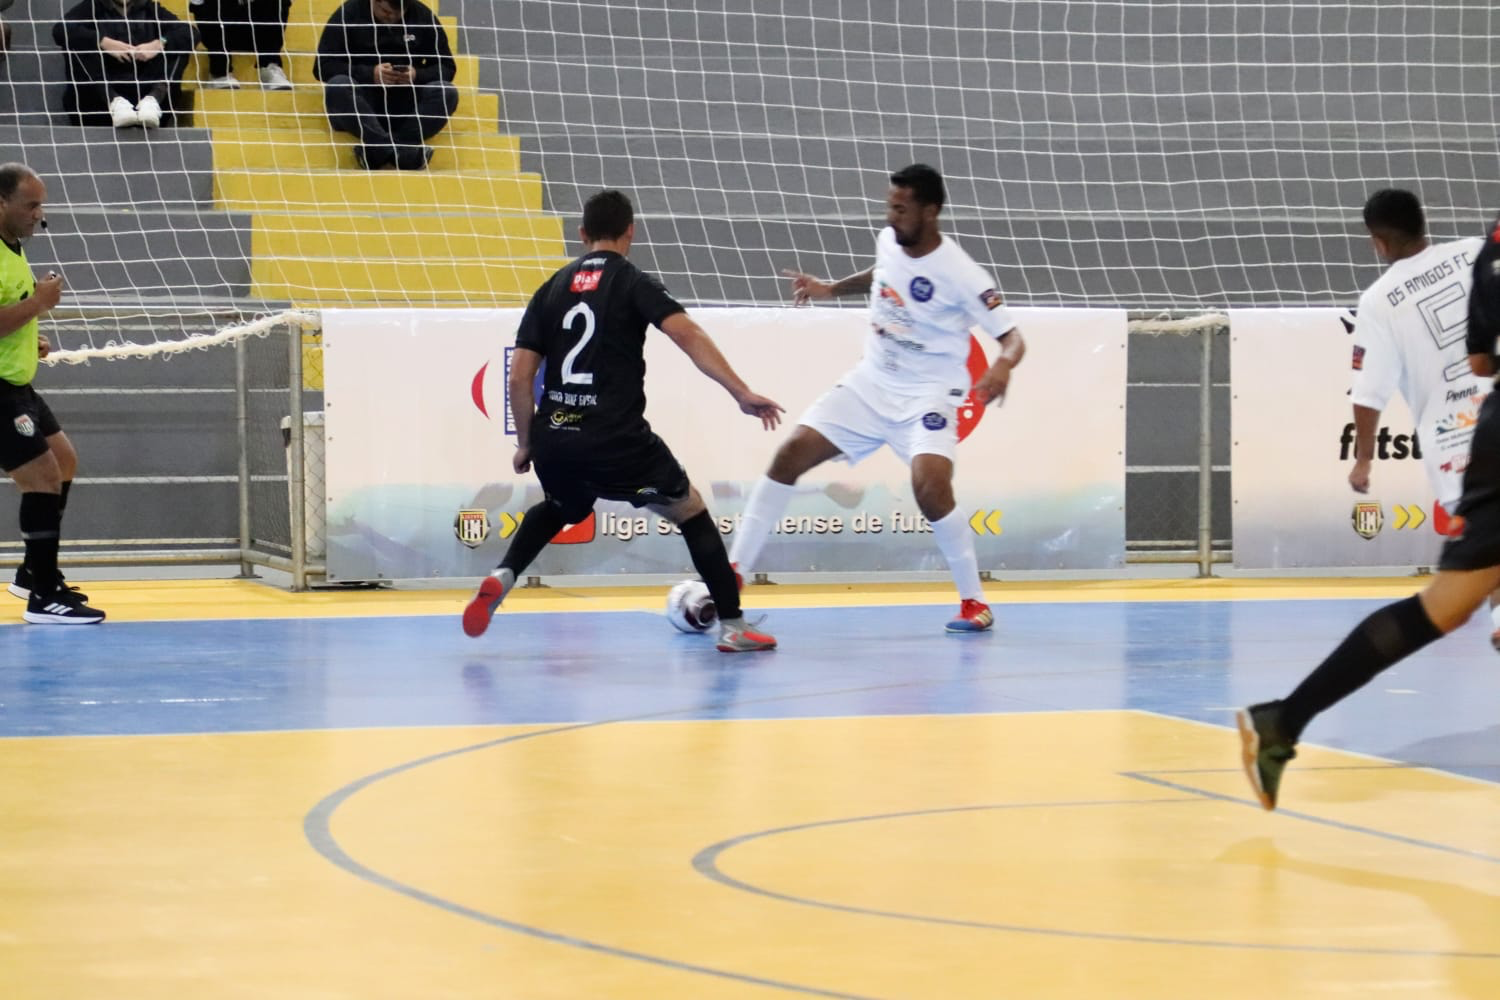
[1278,595,1442,742]
[19,492,62,597]
[59,480,72,514]
[498,501,568,577]
[679,510,741,621]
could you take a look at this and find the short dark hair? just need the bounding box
[581,189,634,242]
[890,163,945,210]
[0,163,37,200]
[1363,188,1425,242]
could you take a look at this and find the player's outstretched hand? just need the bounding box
[36,334,50,360]
[1348,458,1372,494]
[782,269,831,305]
[738,391,785,430]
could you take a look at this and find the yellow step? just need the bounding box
[213,127,519,171]
[187,88,499,133]
[214,168,544,212]
[251,212,566,260]
[251,259,566,304]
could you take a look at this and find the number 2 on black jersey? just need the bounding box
[560,302,595,385]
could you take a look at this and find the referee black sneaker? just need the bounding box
[24,587,106,625]
[9,565,88,602]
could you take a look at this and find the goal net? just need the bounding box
[0,0,1490,345]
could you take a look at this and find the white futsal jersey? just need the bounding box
[1352,236,1489,506]
[846,227,1017,406]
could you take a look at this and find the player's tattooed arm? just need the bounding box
[782,267,874,304]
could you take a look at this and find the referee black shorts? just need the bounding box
[0,380,61,473]
[1439,389,1500,571]
[531,429,692,523]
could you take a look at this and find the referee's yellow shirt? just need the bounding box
[0,239,38,387]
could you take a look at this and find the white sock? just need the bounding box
[930,507,985,602]
[728,476,796,575]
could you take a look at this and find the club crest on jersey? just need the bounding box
[1351,502,1383,540]
[13,414,34,437]
[454,509,491,548]
[1351,345,1365,371]
[571,269,602,293]
[979,288,1004,311]
[910,276,935,302]
[921,411,948,431]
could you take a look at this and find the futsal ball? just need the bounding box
[665,579,717,633]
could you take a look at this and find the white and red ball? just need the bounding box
[665,579,717,633]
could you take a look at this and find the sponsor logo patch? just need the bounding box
[570,269,603,293]
[454,509,491,548]
[921,411,948,431]
[1351,345,1365,370]
[13,414,34,438]
[910,276,935,303]
[979,288,1004,311]
[1351,502,1383,540]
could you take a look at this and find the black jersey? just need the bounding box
[1468,216,1500,366]
[514,250,684,446]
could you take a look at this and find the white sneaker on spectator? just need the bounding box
[258,64,292,90]
[109,96,139,128]
[202,73,241,89]
[135,95,162,128]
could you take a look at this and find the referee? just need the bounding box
[0,164,103,624]
[1239,211,1500,809]
[463,189,781,652]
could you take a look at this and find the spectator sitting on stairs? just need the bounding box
[54,0,197,129]
[190,0,294,91]
[314,0,458,171]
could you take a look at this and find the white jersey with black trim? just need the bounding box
[1352,236,1489,505]
[844,226,1017,407]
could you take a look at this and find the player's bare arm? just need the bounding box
[506,346,542,474]
[782,266,875,305]
[971,328,1026,405]
[658,312,784,430]
[0,271,61,341]
[1471,353,1496,377]
[1348,403,1380,493]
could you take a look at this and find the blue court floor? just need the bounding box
[4,598,1498,777]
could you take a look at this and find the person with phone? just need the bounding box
[313,0,458,170]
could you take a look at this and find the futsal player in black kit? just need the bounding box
[463,189,783,652]
[1239,213,1500,809]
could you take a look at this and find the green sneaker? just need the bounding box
[1236,702,1297,811]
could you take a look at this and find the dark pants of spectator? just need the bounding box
[324,76,459,151]
[193,0,290,77]
[65,51,190,126]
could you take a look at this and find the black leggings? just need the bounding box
[192,0,290,76]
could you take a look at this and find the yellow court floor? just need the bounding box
[2,577,1497,999]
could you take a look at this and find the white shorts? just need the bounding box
[799,382,959,465]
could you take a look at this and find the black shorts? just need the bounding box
[1439,389,1500,571]
[0,380,61,473]
[531,430,691,522]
